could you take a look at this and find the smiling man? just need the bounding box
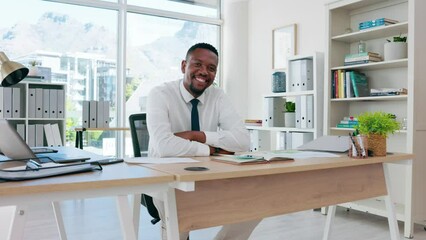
[146,43,260,239]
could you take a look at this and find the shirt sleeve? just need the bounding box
[146,87,210,157]
[204,91,250,153]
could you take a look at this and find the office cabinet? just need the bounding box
[0,80,66,147]
[325,0,426,237]
[247,52,324,150]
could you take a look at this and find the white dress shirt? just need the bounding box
[146,79,249,157]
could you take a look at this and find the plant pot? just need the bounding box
[284,112,296,128]
[367,134,387,157]
[384,42,407,61]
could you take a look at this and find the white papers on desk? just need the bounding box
[263,150,340,159]
[124,157,199,164]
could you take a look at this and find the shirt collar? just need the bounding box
[179,79,206,104]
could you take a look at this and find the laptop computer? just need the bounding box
[0,119,90,164]
[297,135,350,153]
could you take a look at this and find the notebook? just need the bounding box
[0,119,90,164]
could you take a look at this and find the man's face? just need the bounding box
[181,48,218,97]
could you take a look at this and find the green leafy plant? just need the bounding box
[355,111,400,137]
[285,101,295,113]
[28,60,40,66]
[387,35,407,42]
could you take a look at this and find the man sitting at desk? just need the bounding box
[146,42,260,239]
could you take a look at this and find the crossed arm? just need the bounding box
[174,131,234,155]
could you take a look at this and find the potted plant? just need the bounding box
[384,35,407,61]
[28,60,41,76]
[355,111,400,156]
[284,101,296,128]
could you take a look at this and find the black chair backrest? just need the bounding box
[128,113,160,224]
[129,113,149,157]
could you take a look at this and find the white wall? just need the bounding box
[223,0,327,119]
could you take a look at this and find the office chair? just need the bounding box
[129,113,161,225]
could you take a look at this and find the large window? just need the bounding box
[0,0,221,157]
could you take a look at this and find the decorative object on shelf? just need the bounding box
[0,52,29,87]
[358,41,366,53]
[355,111,400,156]
[358,17,399,30]
[284,101,296,128]
[384,35,407,61]
[272,24,297,69]
[271,71,286,93]
[28,60,41,77]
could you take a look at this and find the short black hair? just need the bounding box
[185,43,219,60]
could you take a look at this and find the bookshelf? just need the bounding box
[325,0,426,237]
[0,80,66,147]
[247,52,324,151]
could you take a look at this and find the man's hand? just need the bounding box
[209,146,234,155]
[174,131,206,143]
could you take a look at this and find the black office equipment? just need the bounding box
[129,113,160,225]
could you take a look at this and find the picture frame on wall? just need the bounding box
[272,24,297,69]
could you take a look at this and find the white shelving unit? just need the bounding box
[247,52,324,150]
[0,80,66,146]
[325,0,426,238]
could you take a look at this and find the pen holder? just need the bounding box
[348,135,368,159]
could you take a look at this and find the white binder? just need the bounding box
[35,124,44,146]
[306,95,314,129]
[51,123,63,146]
[300,95,307,128]
[49,89,58,118]
[42,89,50,118]
[3,87,12,118]
[295,96,301,128]
[28,88,36,118]
[57,89,65,118]
[103,101,110,127]
[262,97,285,127]
[285,132,293,150]
[0,87,3,119]
[299,59,313,91]
[82,100,90,128]
[44,124,55,147]
[289,60,301,92]
[97,100,104,128]
[276,132,287,150]
[35,88,43,118]
[16,124,25,141]
[12,88,21,118]
[89,100,97,128]
[248,129,270,152]
[28,124,36,147]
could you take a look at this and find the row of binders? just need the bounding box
[248,130,313,152]
[82,100,110,128]
[288,58,314,92]
[0,87,65,119]
[263,96,314,129]
[16,123,63,147]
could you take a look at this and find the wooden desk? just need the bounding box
[0,150,174,240]
[144,153,413,240]
[74,127,130,149]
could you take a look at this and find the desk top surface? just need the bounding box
[144,153,413,182]
[0,147,173,196]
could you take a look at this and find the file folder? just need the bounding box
[51,123,63,146]
[28,88,36,118]
[35,88,43,118]
[0,87,3,119]
[28,124,36,147]
[262,97,285,127]
[49,89,58,118]
[295,96,301,128]
[57,89,65,118]
[300,95,307,128]
[89,100,97,128]
[82,100,90,128]
[42,89,50,118]
[306,95,314,128]
[3,87,12,118]
[103,100,110,127]
[12,88,21,118]
[44,124,55,147]
[35,124,44,147]
[97,100,104,128]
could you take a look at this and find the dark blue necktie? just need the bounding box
[190,99,200,131]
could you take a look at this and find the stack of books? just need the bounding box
[336,117,359,129]
[359,18,399,30]
[344,52,382,66]
[245,119,262,126]
[370,88,408,96]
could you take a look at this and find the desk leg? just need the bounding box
[75,131,80,148]
[404,162,414,238]
[383,164,400,240]
[322,205,336,240]
[131,194,141,239]
[163,188,179,240]
[116,195,137,240]
[8,205,28,240]
[52,202,67,240]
